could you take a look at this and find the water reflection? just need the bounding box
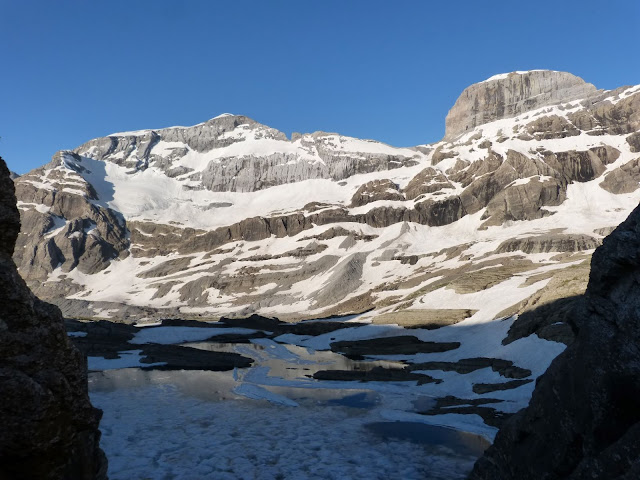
[88,336,491,459]
[89,367,384,408]
[327,391,380,408]
[184,339,407,381]
[89,369,238,402]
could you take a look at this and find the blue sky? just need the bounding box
[2,0,639,174]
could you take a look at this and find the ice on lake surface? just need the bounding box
[88,332,489,480]
[91,371,482,480]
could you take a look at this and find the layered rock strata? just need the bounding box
[0,158,107,480]
[445,71,598,140]
[10,70,640,321]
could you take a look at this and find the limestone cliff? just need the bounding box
[10,71,640,322]
[469,202,640,479]
[0,157,107,480]
[445,70,598,140]
[72,114,421,193]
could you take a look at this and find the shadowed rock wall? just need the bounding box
[0,157,107,480]
[469,202,640,479]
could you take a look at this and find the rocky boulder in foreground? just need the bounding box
[0,157,107,480]
[469,202,640,479]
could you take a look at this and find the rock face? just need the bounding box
[600,158,640,194]
[10,71,640,322]
[469,202,640,479]
[72,115,421,193]
[0,158,107,480]
[350,179,405,207]
[444,70,598,140]
[13,151,129,286]
[496,234,601,254]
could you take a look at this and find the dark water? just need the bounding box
[327,391,379,408]
[366,421,491,457]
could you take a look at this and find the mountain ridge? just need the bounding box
[12,70,640,325]
[10,69,640,461]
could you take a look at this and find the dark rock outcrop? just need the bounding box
[471,379,533,395]
[495,234,601,254]
[330,335,461,356]
[600,158,640,194]
[403,167,454,200]
[349,179,405,207]
[469,202,640,479]
[421,396,513,429]
[313,366,440,384]
[408,357,531,379]
[0,158,107,480]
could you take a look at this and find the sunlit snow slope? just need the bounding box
[13,70,640,331]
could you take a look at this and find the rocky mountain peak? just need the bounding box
[73,113,284,162]
[107,113,259,139]
[11,71,640,325]
[444,70,598,140]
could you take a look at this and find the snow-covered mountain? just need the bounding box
[13,70,640,330]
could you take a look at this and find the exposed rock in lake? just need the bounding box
[408,357,532,379]
[313,366,440,384]
[330,335,461,357]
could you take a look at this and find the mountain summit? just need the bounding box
[11,71,640,325]
[445,70,600,140]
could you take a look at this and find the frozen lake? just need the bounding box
[87,332,489,479]
[69,313,564,479]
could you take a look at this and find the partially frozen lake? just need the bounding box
[69,314,565,479]
[89,360,483,479]
[90,371,486,479]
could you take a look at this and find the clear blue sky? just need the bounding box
[2,0,639,174]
